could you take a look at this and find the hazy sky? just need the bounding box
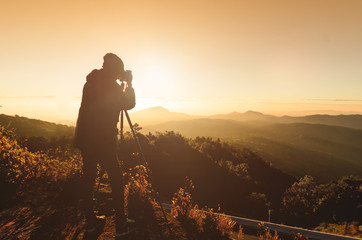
[1,0,362,123]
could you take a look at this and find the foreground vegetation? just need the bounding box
[0,121,361,238]
[0,126,237,239]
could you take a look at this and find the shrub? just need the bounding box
[257,222,280,240]
[171,177,235,239]
[124,165,157,227]
[293,233,309,240]
[0,126,81,187]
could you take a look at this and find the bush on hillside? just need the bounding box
[171,177,235,240]
[0,126,81,187]
[282,175,362,226]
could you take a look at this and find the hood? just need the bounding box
[86,69,103,83]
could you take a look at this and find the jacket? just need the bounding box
[74,69,135,150]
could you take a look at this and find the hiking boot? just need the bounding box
[85,215,106,233]
[115,216,137,239]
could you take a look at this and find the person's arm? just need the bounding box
[120,85,136,110]
[119,71,135,110]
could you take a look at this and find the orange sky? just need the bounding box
[1,0,362,123]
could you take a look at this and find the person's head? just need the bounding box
[102,53,125,79]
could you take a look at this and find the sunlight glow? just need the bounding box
[135,56,176,97]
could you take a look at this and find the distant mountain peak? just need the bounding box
[138,106,170,113]
[149,106,169,111]
[244,110,264,116]
[228,111,241,115]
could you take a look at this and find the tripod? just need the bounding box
[119,110,147,168]
[95,109,168,222]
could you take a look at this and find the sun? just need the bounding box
[145,61,173,83]
[136,57,176,95]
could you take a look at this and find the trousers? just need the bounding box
[80,136,124,219]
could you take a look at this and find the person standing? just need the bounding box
[74,53,135,235]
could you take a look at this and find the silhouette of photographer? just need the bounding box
[74,53,135,236]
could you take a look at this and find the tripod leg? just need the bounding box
[120,110,124,141]
[124,110,148,168]
[123,110,168,222]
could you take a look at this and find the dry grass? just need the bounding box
[171,177,236,239]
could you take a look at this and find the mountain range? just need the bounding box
[131,107,362,182]
[131,106,362,129]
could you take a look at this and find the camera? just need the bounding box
[122,70,132,82]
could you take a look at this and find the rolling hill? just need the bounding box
[141,118,362,182]
[131,107,362,129]
[0,114,74,139]
[1,110,361,182]
[209,111,362,129]
[130,106,199,125]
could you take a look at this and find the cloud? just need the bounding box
[0,96,55,99]
[306,99,362,102]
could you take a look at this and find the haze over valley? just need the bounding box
[131,107,362,182]
[2,107,361,183]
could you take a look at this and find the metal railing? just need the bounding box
[161,203,361,240]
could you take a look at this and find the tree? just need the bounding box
[282,175,319,225]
